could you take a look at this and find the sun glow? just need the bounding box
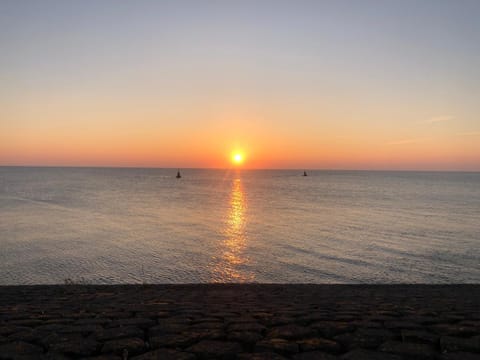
[232,152,244,165]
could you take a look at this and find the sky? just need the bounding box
[1,0,479,170]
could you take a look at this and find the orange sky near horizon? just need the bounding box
[2,107,479,170]
[1,87,479,170]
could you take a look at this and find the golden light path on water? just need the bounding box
[213,177,254,282]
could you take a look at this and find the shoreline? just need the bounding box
[1,284,479,359]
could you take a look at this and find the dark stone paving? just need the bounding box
[0,284,479,359]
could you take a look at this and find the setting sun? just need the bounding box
[232,153,244,165]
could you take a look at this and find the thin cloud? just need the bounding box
[457,131,480,136]
[387,138,427,146]
[425,115,454,124]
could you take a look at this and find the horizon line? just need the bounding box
[1,164,479,173]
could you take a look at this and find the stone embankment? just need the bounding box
[0,284,479,359]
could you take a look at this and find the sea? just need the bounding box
[0,167,479,284]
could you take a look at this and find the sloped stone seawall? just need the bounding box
[0,284,479,359]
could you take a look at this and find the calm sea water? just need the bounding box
[0,167,479,284]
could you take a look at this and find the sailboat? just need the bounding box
[176,170,182,179]
[303,171,308,176]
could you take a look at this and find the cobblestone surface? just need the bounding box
[0,284,479,359]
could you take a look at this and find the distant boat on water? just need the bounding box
[303,171,308,176]
[176,170,182,179]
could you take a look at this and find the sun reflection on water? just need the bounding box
[213,177,254,282]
